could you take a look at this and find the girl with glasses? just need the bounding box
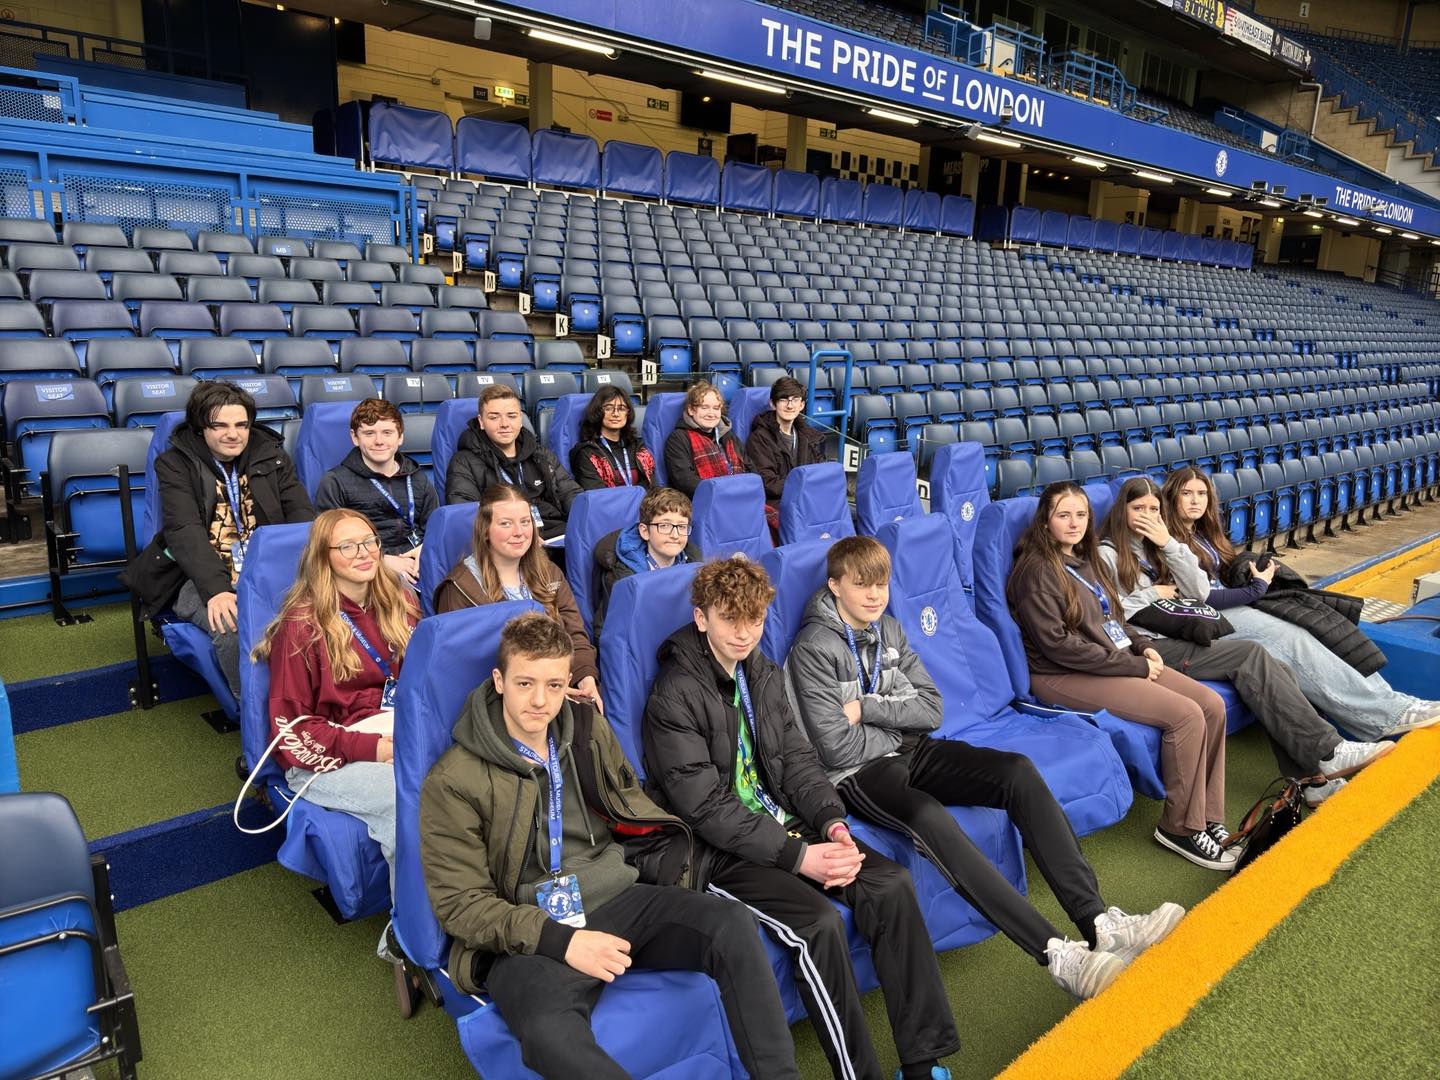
[434,484,603,713]
[571,385,656,490]
[253,508,419,889]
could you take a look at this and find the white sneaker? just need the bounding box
[1385,700,1440,736]
[1305,776,1346,808]
[1045,937,1125,1000]
[1093,903,1186,967]
[1316,739,1395,779]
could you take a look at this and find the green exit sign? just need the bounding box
[646,97,670,112]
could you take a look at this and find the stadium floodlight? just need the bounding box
[1430,239,1440,246]
[1070,155,1108,169]
[1204,186,1233,197]
[1258,198,1282,208]
[1133,169,1173,183]
[865,107,921,126]
[527,28,617,57]
[696,69,786,93]
[975,131,1023,148]
[1334,216,1361,226]
[1302,210,1324,218]
[1375,226,1394,234]
[1401,232,1420,239]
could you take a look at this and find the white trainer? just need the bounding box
[1093,903,1186,967]
[1045,937,1125,1000]
[1305,776,1346,808]
[1316,739,1394,779]
[1385,700,1440,736]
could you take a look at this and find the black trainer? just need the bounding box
[1154,826,1237,871]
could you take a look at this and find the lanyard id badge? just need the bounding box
[513,736,586,927]
[217,461,249,574]
[370,474,422,548]
[1196,537,1222,586]
[339,610,397,707]
[498,464,546,530]
[1064,565,1131,650]
[843,622,882,695]
[604,440,633,487]
[733,666,786,823]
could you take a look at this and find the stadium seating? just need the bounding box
[930,441,991,594]
[855,450,924,535]
[690,473,773,559]
[562,485,647,634]
[778,462,855,545]
[417,502,479,617]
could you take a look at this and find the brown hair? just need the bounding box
[1099,477,1171,594]
[1160,467,1235,576]
[640,486,692,523]
[691,556,775,624]
[478,384,521,411]
[349,397,405,434]
[1006,482,1122,632]
[253,508,417,681]
[826,535,891,585]
[497,611,574,674]
[462,484,561,618]
[684,380,723,414]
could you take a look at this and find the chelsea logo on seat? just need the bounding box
[920,606,938,637]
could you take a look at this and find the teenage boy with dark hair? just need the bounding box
[445,385,581,542]
[420,612,800,1080]
[644,556,961,1080]
[590,486,702,643]
[784,536,1184,999]
[124,379,313,698]
[315,398,438,588]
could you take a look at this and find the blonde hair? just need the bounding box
[253,508,417,682]
[462,484,561,619]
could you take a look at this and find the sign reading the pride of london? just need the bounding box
[1331,184,1417,225]
[758,16,1048,130]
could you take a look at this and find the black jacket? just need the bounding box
[569,436,657,491]
[642,623,848,884]
[662,412,749,500]
[744,410,827,502]
[444,422,582,539]
[1223,553,1386,676]
[122,422,314,617]
[315,447,438,554]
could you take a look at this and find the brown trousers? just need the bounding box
[1029,667,1226,834]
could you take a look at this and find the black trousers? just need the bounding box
[838,738,1105,964]
[706,840,960,1080]
[1149,635,1341,777]
[484,883,799,1080]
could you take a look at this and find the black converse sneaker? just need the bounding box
[1153,825,1237,871]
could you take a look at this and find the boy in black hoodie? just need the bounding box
[122,380,314,698]
[421,613,799,1079]
[643,556,961,1080]
[444,384,581,542]
[315,398,438,588]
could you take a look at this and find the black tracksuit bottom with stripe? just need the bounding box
[704,839,960,1080]
[838,736,1107,964]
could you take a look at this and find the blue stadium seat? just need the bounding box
[3,378,110,497]
[297,373,373,410]
[691,473,772,559]
[855,449,923,535]
[430,398,479,503]
[778,462,854,545]
[877,511,1132,835]
[112,375,197,429]
[563,485,647,635]
[45,428,149,570]
[237,522,389,921]
[930,441,990,594]
[543,392,593,478]
[221,373,299,422]
[639,392,685,484]
[417,502,479,617]
[757,539,835,666]
[381,372,452,414]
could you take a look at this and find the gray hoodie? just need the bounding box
[783,587,942,783]
[1096,535,1211,626]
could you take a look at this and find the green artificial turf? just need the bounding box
[0,601,163,684]
[17,696,237,838]
[1123,778,1440,1080]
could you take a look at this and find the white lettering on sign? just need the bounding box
[1331,184,1416,225]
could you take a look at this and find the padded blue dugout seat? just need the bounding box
[543,392,593,469]
[855,450,923,535]
[237,522,389,920]
[691,473,772,558]
[875,512,1133,835]
[778,462,855,545]
[639,392,685,484]
[563,485,646,635]
[294,400,359,496]
[417,501,478,617]
[930,441,991,593]
[389,605,752,1079]
[970,497,1254,803]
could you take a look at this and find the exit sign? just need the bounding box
[494,85,516,101]
[646,97,670,112]
[818,127,837,140]
[472,86,488,101]
[589,108,614,122]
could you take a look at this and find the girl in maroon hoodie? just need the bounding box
[253,507,419,876]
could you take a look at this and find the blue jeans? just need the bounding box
[1222,605,1423,740]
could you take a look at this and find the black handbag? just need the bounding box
[1128,598,1234,645]
[1224,774,1317,874]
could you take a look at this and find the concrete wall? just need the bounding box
[1253,0,1407,40]
[345,25,921,173]
[1317,228,1381,280]
[9,0,143,42]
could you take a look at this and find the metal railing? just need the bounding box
[0,16,245,88]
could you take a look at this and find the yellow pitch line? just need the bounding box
[996,728,1440,1080]
[1328,537,1440,605]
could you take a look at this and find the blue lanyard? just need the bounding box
[215,460,248,540]
[369,473,416,532]
[1063,565,1111,618]
[644,547,687,572]
[338,610,392,680]
[464,555,531,600]
[603,440,633,487]
[512,735,564,877]
[1196,537,1222,583]
[733,665,785,820]
[716,431,736,475]
[843,622,882,695]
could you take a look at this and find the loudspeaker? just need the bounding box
[474,16,492,40]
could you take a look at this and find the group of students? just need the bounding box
[124,379,1439,1079]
